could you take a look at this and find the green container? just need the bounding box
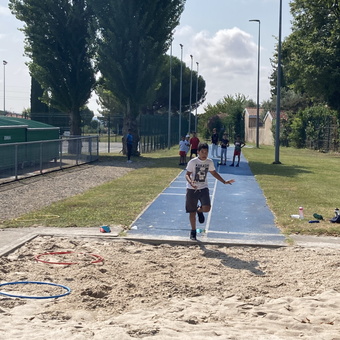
[0,121,27,145]
[0,116,60,170]
[0,124,27,170]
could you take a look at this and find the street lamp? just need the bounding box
[274,0,282,164]
[188,54,193,134]
[168,41,173,149]
[179,44,183,139]
[195,62,199,132]
[3,60,7,114]
[249,19,260,148]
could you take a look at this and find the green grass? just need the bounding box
[3,144,340,236]
[243,145,340,236]
[3,149,182,230]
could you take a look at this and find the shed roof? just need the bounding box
[0,116,58,129]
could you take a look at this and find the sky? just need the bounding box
[0,0,293,115]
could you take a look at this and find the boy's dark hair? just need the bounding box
[198,142,209,151]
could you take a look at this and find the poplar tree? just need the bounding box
[9,0,96,136]
[90,0,185,154]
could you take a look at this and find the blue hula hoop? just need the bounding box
[0,281,71,299]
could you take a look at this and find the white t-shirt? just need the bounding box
[179,140,189,152]
[186,157,215,190]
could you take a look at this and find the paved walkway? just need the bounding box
[128,146,285,245]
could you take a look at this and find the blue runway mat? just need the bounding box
[128,146,286,245]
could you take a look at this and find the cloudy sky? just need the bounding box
[0,0,292,114]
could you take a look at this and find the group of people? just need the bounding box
[179,129,245,167]
[178,132,200,165]
[211,128,245,167]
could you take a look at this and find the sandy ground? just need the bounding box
[1,236,340,339]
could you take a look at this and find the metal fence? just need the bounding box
[0,136,99,184]
[306,124,339,152]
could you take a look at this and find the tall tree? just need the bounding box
[30,77,49,115]
[91,0,185,154]
[282,0,340,111]
[151,55,206,115]
[200,94,248,139]
[9,0,96,136]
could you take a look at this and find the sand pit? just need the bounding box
[1,236,340,339]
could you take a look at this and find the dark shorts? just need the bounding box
[190,149,198,156]
[179,151,186,157]
[186,188,211,213]
[234,150,241,156]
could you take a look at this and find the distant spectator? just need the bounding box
[189,132,200,159]
[211,128,219,158]
[230,135,245,167]
[126,129,133,163]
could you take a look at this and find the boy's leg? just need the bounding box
[189,212,196,230]
[196,189,211,224]
[186,189,198,240]
[230,153,235,166]
[236,154,240,166]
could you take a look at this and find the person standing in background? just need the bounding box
[179,136,189,165]
[126,129,133,163]
[211,128,219,158]
[230,135,245,167]
[184,135,190,164]
[219,133,229,165]
[189,132,200,159]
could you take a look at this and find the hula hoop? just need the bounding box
[0,281,71,299]
[34,251,104,265]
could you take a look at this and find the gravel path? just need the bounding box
[0,159,141,221]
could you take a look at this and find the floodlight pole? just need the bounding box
[179,44,183,139]
[168,41,172,149]
[3,60,7,114]
[274,0,282,164]
[195,62,199,132]
[188,54,193,134]
[249,19,261,148]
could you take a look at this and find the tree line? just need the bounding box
[9,0,207,154]
[200,0,340,151]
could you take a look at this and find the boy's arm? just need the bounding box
[185,171,197,189]
[210,170,235,185]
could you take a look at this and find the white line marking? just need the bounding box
[207,231,284,236]
[160,193,186,196]
[205,163,220,233]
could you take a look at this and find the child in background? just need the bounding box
[179,136,190,165]
[219,133,229,165]
[189,132,200,159]
[230,135,245,167]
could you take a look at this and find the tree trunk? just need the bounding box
[68,110,82,154]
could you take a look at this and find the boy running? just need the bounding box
[185,143,235,240]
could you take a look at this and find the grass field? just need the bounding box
[4,144,340,236]
[242,145,340,236]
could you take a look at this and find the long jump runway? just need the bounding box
[128,147,286,245]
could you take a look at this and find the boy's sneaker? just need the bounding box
[236,163,239,167]
[190,230,197,240]
[197,210,205,224]
[230,163,234,167]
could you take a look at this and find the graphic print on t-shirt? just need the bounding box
[194,163,209,182]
